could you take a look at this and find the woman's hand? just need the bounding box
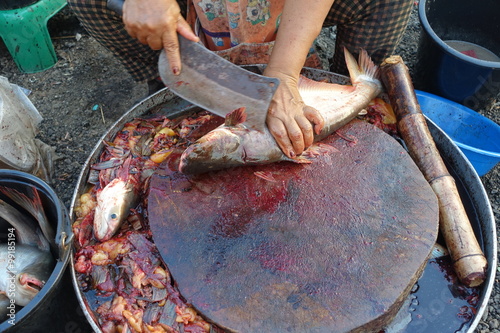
[264,68,324,158]
[122,0,199,75]
[264,0,334,158]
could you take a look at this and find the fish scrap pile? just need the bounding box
[72,114,225,333]
[0,186,55,321]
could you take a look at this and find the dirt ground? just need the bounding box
[0,3,499,333]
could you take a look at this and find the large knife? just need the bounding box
[158,39,279,131]
[107,0,280,131]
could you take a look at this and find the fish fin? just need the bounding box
[291,157,313,164]
[254,171,278,182]
[115,156,133,181]
[344,47,379,84]
[91,157,125,170]
[225,107,247,127]
[32,188,56,248]
[335,130,358,145]
[35,228,51,253]
[243,108,268,132]
[368,98,396,124]
[293,143,339,163]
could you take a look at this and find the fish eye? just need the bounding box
[110,213,118,220]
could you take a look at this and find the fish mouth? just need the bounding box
[94,217,118,242]
[19,274,45,292]
[96,230,114,242]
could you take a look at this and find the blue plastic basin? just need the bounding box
[416,90,500,176]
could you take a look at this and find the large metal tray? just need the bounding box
[68,69,496,333]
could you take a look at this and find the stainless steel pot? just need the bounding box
[69,69,496,333]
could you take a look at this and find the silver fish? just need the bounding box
[0,186,55,250]
[93,177,139,242]
[0,198,50,252]
[179,48,383,174]
[0,244,54,306]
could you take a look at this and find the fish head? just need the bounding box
[94,178,138,241]
[179,128,246,174]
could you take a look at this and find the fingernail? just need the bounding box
[172,67,180,75]
[289,150,296,158]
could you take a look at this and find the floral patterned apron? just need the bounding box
[186,0,322,68]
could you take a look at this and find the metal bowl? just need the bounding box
[69,69,496,333]
[0,170,72,332]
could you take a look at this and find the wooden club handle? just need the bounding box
[379,55,487,287]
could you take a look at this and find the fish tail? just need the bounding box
[343,47,379,84]
[32,188,56,248]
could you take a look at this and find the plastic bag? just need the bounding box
[0,76,56,183]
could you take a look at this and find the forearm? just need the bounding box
[264,0,333,157]
[266,0,335,77]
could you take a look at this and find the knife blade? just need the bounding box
[106,0,279,131]
[158,36,280,131]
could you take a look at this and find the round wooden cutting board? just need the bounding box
[148,120,439,332]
